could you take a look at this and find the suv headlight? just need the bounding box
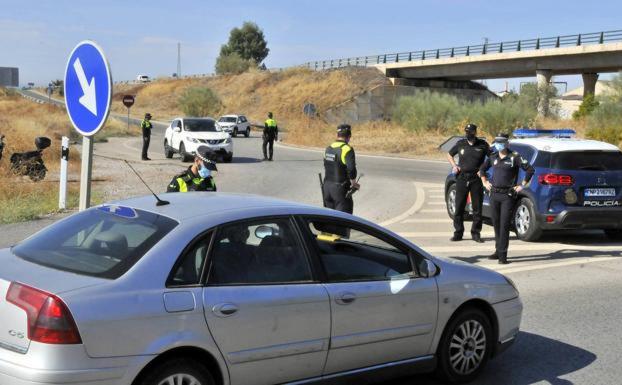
[224,137,232,144]
[186,137,199,143]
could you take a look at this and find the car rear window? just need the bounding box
[219,117,237,123]
[544,151,622,171]
[11,206,178,279]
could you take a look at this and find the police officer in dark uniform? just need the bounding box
[323,124,359,214]
[263,112,278,161]
[167,145,217,192]
[480,134,535,264]
[447,124,490,243]
[141,113,153,161]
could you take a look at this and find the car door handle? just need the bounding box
[212,303,239,317]
[335,292,357,305]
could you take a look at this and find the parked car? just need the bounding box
[0,193,521,385]
[164,117,233,163]
[445,129,622,241]
[217,115,251,137]
[136,74,151,83]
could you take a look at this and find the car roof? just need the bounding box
[107,193,339,222]
[174,117,216,121]
[219,114,242,118]
[511,138,621,153]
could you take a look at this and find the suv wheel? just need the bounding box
[514,198,542,241]
[233,128,238,137]
[244,127,250,137]
[604,229,622,240]
[164,140,174,159]
[446,184,457,220]
[138,358,215,385]
[179,143,191,162]
[224,153,233,163]
[436,308,493,383]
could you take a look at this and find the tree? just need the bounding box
[219,22,269,65]
[572,93,599,120]
[178,87,223,117]
[215,52,255,75]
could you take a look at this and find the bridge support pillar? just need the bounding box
[536,69,553,117]
[582,72,599,99]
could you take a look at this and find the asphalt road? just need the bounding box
[5,91,622,385]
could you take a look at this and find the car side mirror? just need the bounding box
[173,126,181,133]
[255,225,274,239]
[420,259,438,278]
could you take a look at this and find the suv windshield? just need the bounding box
[218,117,237,123]
[184,119,219,132]
[12,206,178,279]
[549,151,622,171]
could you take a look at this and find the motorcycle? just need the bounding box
[9,136,51,182]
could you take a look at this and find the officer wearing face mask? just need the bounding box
[167,146,217,192]
[480,133,534,264]
[447,123,490,243]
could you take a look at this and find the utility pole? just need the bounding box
[177,42,181,78]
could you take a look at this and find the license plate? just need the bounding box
[584,188,616,197]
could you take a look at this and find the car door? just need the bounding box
[299,216,439,375]
[202,217,330,385]
[171,119,183,150]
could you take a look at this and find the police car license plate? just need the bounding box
[584,188,616,197]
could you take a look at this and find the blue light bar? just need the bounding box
[513,128,576,138]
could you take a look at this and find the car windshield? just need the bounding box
[184,119,220,132]
[219,117,237,123]
[550,151,622,171]
[11,206,178,279]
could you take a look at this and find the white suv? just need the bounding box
[217,114,251,137]
[164,117,233,163]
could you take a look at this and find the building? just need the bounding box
[0,67,19,87]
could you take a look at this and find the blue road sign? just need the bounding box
[64,40,112,136]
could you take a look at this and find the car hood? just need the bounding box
[186,131,229,140]
[0,248,107,295]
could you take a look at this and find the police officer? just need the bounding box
[447,123,490,243]
[167,145,217,192]
[263,112,278,161]
[141,113,153,161]
[480,134,535,264]
[323,124,359,214]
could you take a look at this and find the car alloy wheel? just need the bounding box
[448,188,457,216]
[448,319,487,376]
[514,204,531,236]
[158,373,202,385]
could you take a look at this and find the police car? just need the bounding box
[445,129,622,241]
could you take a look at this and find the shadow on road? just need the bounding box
[387,331,596,385]
[232,157,262,164]
[456,248,622,265]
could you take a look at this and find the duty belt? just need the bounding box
[491,186,512,193]
[458,171,479,179]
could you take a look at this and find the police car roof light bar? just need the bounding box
[512,128,576,139]
[123,160,170,206]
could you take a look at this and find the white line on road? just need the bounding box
[497,257,619,274]
[419,243,622,253]
[402,218,452,224]
[420,209,447,213]
[379,182,423,227]
[428,202,446,206]
[398,231,495,238]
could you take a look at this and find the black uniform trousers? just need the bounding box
[141,134,150,159]
[323,182,353,214]
[262,136,274,160]
[490,190,515,259]
[453,173,484,237]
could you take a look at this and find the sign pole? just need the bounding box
[127,107,130,132]
[59,136,69,209]
[79,136,93,211]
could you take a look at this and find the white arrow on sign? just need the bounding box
[73,58,97,116]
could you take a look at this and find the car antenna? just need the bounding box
[123,160,170,206]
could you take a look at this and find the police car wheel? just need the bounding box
[436,308,493,383]
[604,230,622,240]
[139,357,215,385]
[446,184,457,220]
[514,198,542,241]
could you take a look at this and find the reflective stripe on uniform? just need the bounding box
[265,118,277,128]
[330,142,351,164]
[176,177,205,192]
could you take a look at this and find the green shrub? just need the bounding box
[585,72,622,147]
[178,87,223,117]
[215,53,256,75]
[573,93,599,120]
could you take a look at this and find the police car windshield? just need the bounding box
[219,117,237,123]
[11,207,178,279]
[550,151,622,171]
[185,119,219,132]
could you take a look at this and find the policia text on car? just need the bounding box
[167,146,218,192]
[263,112,278,161]
[447,124,490,243]
[322,124,360,214]
[480,134,535,264]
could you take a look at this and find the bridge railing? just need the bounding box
[303,30,622,71]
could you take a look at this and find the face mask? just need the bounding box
[466,133,476,141]
[198,164,211,178]
[493,142,507,152]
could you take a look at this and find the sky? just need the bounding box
[1,0,621,92]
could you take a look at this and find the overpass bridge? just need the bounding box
[304,30,622,103]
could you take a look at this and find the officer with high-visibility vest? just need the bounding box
[141,113,153,161]
[167,146,217,192]
[263,112,278,161]
[322,124,360,214]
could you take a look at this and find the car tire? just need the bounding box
[233,128,238,137]
[446,184,457,220]
[604,229,622,240]
[513,198,542,241]
[138,357,215,385]
[179,143,191,162]
[436,308,494,384]
[224,153,233,163]
[164,140,174,159]
[244,127,250,138]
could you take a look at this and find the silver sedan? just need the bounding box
[0,193,522,385]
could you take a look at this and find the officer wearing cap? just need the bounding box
[323,124,359,214]
[480,133,535,264]
[167,145,217,192]
[141,113,153,161]
[447,123,490,243]
[263,112,278,161]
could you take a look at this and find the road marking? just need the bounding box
[418,243,622,253]
[398,231,495,238]
[428,201,446,206]
[402,218,452,224]
[420,209,447,213]
[379,182,423,227]
[497,257,619,274]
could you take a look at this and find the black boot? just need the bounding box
[450,234,463,242]
[498,253,509,264]
[487,252,498,260]
[472,233,484,243]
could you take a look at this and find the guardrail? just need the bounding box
[303,30,622,71]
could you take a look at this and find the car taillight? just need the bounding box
[6,282,82,344]
[538,173,574,186]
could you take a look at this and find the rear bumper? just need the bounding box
[539,207,622,230]
[0,361,126,385]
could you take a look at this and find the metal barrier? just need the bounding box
[303,30,622,70]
